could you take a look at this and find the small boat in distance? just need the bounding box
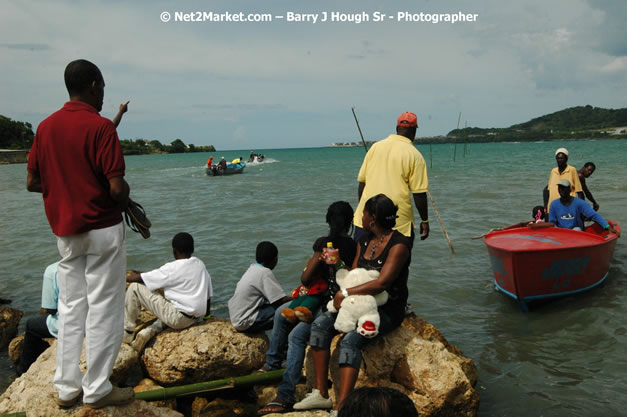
[206,162,245,176]
[484,221,620,311]
[248,152,265,163]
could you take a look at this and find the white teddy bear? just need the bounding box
[326,268,388,338]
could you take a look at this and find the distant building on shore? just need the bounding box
[0,149,28,164]
[330,141,376,148]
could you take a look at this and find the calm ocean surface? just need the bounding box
[1,140,625,416]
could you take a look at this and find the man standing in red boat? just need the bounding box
[549,180,618,235]
[578,162,600,211]
[544,147,583,213]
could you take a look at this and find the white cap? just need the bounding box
[555,147,569,157]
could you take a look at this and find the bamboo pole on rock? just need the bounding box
[135,369,285,402]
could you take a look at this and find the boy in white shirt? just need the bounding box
[124,232,212,351]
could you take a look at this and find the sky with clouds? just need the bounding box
[1,0,625,150]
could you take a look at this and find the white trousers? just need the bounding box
[124,283,196,331]
[54,221,126,403]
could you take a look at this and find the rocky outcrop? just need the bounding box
[191,397,259,417]
[8,334,25,362]
[0,313,478,417]
[0,341,143,414]
[0,306,23,350]
[141,318,268,385]
[303,313,479,417]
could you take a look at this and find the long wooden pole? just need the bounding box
[351,107,370,152]
[0,370,287,416]
[427,191,455,254]
[350,108,454,254]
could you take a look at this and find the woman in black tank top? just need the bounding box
[296,194,411,414]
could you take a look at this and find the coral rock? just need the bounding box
[141,318,268,386]
[0,306,23,350]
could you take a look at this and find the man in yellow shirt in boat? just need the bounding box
[544,147,583,213]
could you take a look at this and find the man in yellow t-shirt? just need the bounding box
[544,147,583,213]
[353,112,429,246]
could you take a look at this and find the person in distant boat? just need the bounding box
[218,157,227,171]
[544,147,583,213]
[249,152,257,162]
[124,232,212,352]
[549,180,618,234]
[578,162,599,211]
[16,261,60,376]
[111,101,129,128]
[207,156,214,169]
[228,241,292,333]
[353,112,429,247]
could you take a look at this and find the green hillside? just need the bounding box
[511,105,627,131]
[435,105,627,144]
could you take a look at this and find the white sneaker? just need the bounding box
[131,327,158,352]
[293,389,332,410]
[122,330,135,345]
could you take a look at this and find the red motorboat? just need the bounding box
[484,221,620,311]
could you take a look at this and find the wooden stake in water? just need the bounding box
[454,112,461,162]
[464,120,468,157]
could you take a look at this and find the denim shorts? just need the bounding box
[309,308,398,369]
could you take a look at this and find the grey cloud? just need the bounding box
[586,0,627,57]
[190,103,285,110]
[1,43,50,51]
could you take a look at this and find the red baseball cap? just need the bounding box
[397,112,418,127]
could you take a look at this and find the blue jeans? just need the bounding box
[264,301,319,404]
[17,315,53,376]
[246,304,275,333]
[309,309,398,369]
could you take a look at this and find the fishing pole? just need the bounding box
[351,107,370,153]
[350,108,455,254]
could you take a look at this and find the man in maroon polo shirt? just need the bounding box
[26,59,134,409]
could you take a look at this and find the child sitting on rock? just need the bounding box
[281,201,357,324]
[228,241,292,332]
[124,232,212,352]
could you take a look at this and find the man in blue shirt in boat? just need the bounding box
[549,179,618,234]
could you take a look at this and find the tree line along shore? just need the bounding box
[0,115,215,162]
[3,105,626,162]
[332,105,627,146]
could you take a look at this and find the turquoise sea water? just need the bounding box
[1,140,625,416]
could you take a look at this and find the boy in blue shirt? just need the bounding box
[16,261,60,375]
